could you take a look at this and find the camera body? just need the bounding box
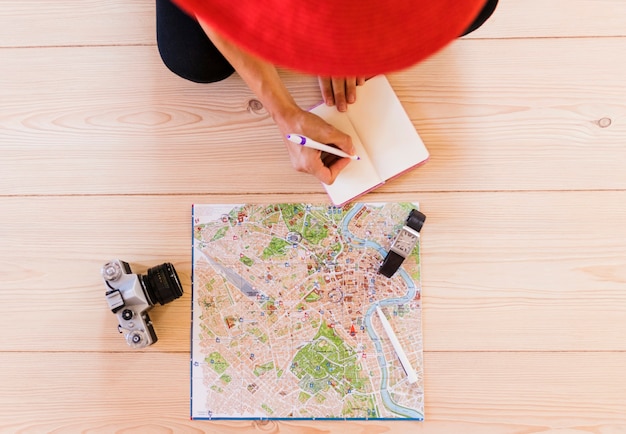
[102,259,183,349]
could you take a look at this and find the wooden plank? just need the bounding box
[466,0,626,39]
[2,1,626,48]
[0,0,155,47]
[0,351,624,431]
[2,2,624,433]
[1,191,624,353]
[2,38,626,196]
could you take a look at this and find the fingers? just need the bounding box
[318,77,334,107]
[289,146,350,185]
[318,76,367,112]
[331,76,353,112]
[286,135,353,185]
[325,155,352,184]
[308,152,352,185]
[289,130,354,184]
[324,124,355,156]
[278,108,356,185]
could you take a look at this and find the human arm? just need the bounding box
[197,19,355,184]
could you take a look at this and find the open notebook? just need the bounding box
[311,75,429,205]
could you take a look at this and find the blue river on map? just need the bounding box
[341,203,423,419]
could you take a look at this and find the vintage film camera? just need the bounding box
[102,259,183,348]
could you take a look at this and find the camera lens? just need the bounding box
[141,263,184,306]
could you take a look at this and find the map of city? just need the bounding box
[191,202,424,420]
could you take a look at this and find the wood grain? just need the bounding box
[0,352,624,432]
[2,39,626,195]
[465,0,626,39]
[1,192,624,353]
[1,0,625,432]
[0,0,155,48]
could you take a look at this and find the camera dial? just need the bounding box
[102,261,123,282]
[126,330,148,349]
[122,309,134,321]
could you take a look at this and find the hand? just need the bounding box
[318,76,366,112]
[275,108,355,185]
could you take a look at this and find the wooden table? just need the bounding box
[1,1,625,432]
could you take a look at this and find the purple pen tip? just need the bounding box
[287,134,306,145]
[356,156,361,160]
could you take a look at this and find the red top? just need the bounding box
[171,0,487,76]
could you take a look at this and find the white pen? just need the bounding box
[286,134,360,161]
[376,305,418,384]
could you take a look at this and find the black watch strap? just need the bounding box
[378,250,405,278]
[406,209,426,231]
[378,209,426,278]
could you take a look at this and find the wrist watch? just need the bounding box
[378,209,426,278]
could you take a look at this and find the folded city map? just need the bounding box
[191,202,424,420]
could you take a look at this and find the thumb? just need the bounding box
[323,126,355,156]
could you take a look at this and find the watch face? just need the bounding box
[391,227,419,256]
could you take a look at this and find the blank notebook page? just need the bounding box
[346,75,429,181]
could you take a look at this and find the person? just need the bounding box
[156,0,498,185]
